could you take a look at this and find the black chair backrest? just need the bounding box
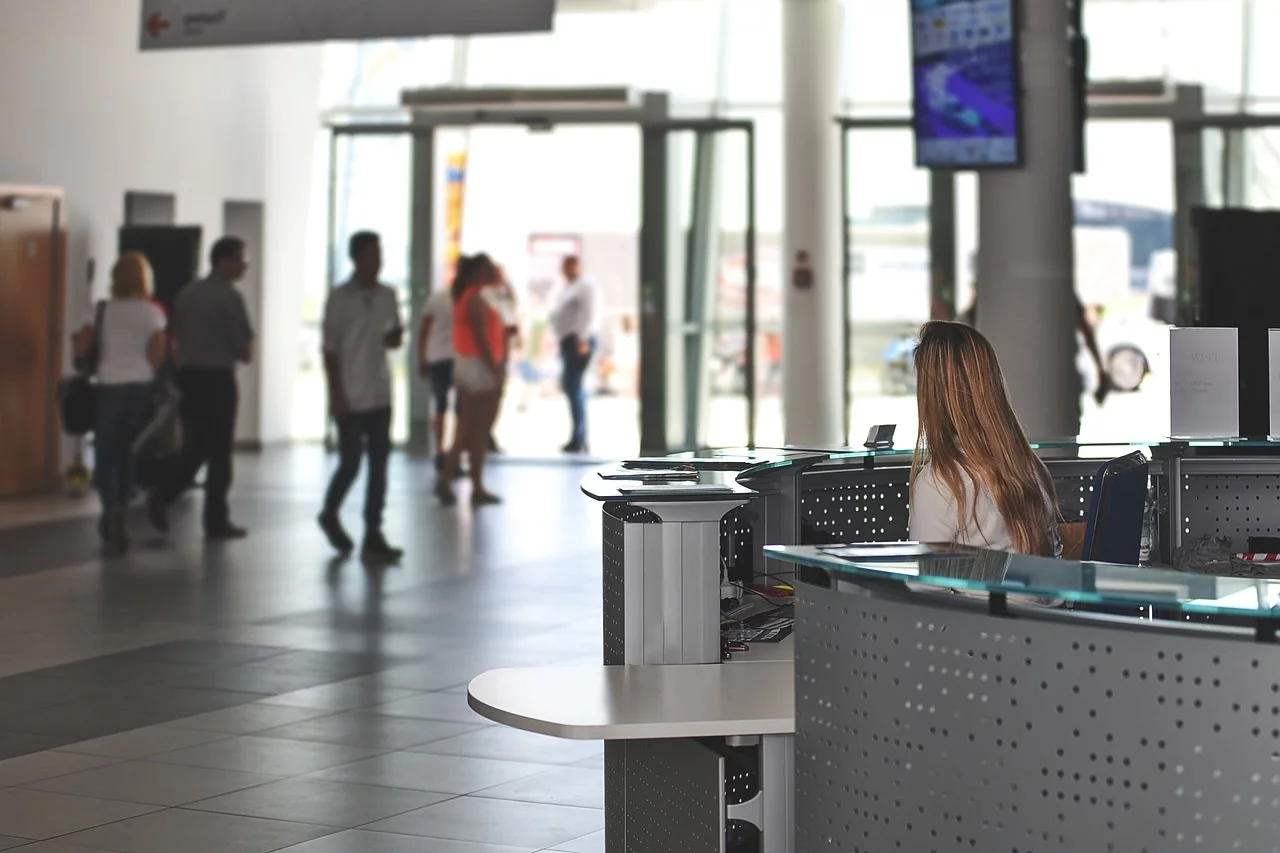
[1081,451,1149,565]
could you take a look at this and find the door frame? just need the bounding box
[0,185,66,493]
[325,93,758,454]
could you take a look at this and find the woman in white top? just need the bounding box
[908,321,1062,557]
[418,285,456,473]
[73,253,167,555]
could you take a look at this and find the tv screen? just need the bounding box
[910,0,1022,169]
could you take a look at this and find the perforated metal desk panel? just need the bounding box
[769,544,1280,853]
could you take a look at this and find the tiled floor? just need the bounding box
[0,449,606,853]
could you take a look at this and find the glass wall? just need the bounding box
[309,0,1277,448]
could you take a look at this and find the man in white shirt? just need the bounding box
[318,231,404,561]
[548,256,597,453]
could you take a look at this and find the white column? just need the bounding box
[782,0,844,446]
[975,0,1079,439]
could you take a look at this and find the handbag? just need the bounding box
[60,301,106,436]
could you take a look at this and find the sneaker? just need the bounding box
[435,481,457,506]
[471,491,503,507]
[318,512,354,554]
[206,524,248,542]
[146,490,169,533]
[362,531,404,562]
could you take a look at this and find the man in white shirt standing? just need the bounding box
[318,231,404,561]
[548,256,597,453]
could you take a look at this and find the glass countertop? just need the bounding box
[765,544,1280,618]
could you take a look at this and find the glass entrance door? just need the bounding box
[838,125,931,447]
[321,110,756,457]
[638,120,757,454]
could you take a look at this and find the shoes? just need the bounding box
[146,490,169,533]
[206,524,248,541]
[435,481,458,506]
[318,512,354,554]
[471,491,503,507]
[561,442,588,454]
[362,531,404,562]
[101,510,129,557]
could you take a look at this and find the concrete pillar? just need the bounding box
[975,0,1079,439]
[782,0,844,446]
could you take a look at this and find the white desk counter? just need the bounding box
[468,659,794,740]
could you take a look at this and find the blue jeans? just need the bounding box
[323,407,393,532]
[94,383,153,512]
[560,334,596,448]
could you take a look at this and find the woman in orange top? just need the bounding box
[437,254,505,507]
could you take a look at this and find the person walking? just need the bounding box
[418,284,456,474]
[548,255,597,454]
[436,254,505,507]
[317,232,405,560]
[148,237,253,540]
[73,253,167,556]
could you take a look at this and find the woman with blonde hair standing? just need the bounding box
[908,321,1062,557]
[72,253,167,555]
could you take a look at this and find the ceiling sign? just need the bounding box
[140,0,555,50]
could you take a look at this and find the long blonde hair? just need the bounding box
[111,253,154,300]
[911,321,1059,555]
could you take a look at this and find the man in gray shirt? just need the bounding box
[148,237,254,539]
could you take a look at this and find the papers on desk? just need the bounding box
[599,468,699,481]
[616,482,734,495]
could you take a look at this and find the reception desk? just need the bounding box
[768,543,1280,852]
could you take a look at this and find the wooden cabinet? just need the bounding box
[0,187,64,497]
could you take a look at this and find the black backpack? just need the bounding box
[60,301,106,436]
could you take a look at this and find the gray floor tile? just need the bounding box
[473,767,604,810]
[166,704,332,735]
[61,807,337,853]
[412,727,603,766]
[0,843,117,853]
[259,711,478,750]
[150,735,385,776]
[369,693,499,726]
[0,836,33,851]
[274,830,532,853]
[188,778,451,827]
[259,683,422,712]
[548,830,604,853]
[309,751,550,795]
[0,750,119,787]
[569,754,604,770]
[0,788,158,840]
[363,796,604,849]
[167,668,335,696]
[115,641,290,667]
[28,760,278,807]
[58,726,228,759]
[0,730,79,759]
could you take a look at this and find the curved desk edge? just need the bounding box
[468,663,796,740]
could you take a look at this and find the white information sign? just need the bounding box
[140,0,554,50]
[1170,327,1239,439]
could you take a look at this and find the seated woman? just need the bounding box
[908,321,1062,557]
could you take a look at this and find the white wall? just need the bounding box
[0,0,324,444]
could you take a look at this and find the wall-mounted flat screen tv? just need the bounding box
[911,0,1023,169]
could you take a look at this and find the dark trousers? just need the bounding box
[94,383,153,512]
[323,407,392,532]
[560,334,596,448]
[160,367,237,531]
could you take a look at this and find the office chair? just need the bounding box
[1080,451,1150,565]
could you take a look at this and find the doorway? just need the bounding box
[321,90,758,457]
[0,188,64,497]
